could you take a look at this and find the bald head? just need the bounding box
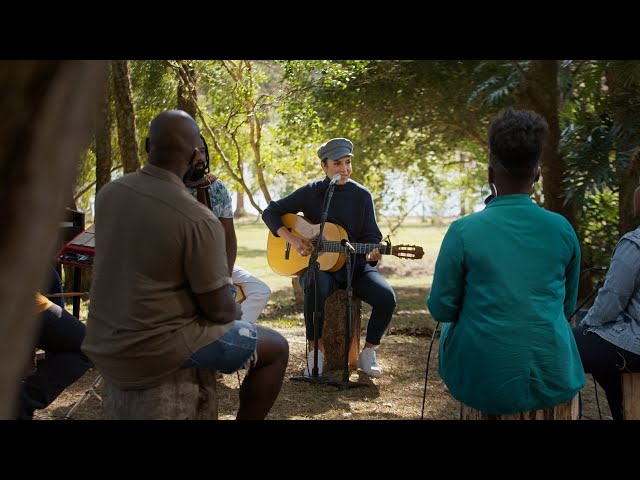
[145,110,204,180]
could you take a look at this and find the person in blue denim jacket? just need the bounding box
[572,186,640,420]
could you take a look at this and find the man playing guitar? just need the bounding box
[262,138,396,378]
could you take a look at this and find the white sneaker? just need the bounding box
[304,350,324,377]
[358,347,382,378]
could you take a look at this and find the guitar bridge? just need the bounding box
[285,228,292,260]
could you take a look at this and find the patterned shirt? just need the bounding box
[189,179,233,219]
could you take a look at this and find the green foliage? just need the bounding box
[279,60,493,217]
[130,60,178,164]
[468,61,522,111]
[562,114,619,204]
[74,148,96,212]
[579,189,619,268]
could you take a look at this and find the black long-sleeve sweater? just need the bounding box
[262,176,383,282]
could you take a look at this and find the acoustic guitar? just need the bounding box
[267,213,424,277]
[234,283,245,303]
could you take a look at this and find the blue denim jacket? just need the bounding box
[581,226,640,354]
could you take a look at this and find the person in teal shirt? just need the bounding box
[427,108,586,415]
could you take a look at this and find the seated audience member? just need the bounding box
[184,146,272,324]
[82,110,288,420]
[572,185,640,420]
[17,290,92,420]
[427,108,585,415]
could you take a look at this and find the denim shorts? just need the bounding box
[182,321,258,374]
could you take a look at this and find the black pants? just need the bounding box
[46,266,64,308]
[18,308,92,420]
[19,266,92,419]
[572,324,640,420]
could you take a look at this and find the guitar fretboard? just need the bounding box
[313,239,389,255]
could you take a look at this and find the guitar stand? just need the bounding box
[63,372,103,420]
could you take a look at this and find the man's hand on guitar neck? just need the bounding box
[276,226,313,257]
[366,247,382,263]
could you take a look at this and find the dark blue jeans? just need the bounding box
[18,308,92,420]
[301,269,396,345]
[573,323,640,420]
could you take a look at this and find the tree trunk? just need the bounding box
[622,373,640,420]
[292,278,304,305]
[322,290,362,372]
[95,63,113,194]
[111,60,140,173]
[234,190,246,218]
[460,395,579,420]
[0,60,105,419]
[103,368,218,420]
[514,60,576,228]
[177,61,198,118]
[606,63,640,237]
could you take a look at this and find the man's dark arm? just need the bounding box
[218,217,237,276]
[195,284,242,324]
[262,185,308,236]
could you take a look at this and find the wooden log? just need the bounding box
[42,292,88,298]
[460,395,579,420]
[322,289,362,372]
[622,373,640,420]
[103,368,218,420]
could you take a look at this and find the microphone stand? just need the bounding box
[338,245,367,389]
[291,178,366,389]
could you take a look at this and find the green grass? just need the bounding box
[235,215,448,335]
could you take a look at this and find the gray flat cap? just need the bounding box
[317,138,354,161]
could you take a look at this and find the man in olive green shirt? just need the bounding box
[83,110,288,419]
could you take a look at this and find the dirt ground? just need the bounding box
[34,326,612,421]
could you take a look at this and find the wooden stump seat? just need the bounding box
[460,395,579,420]
[322,289,362,372]
[623,373,640,420]
[103,368,218,420]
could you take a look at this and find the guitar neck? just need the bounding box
[320,240,389,255]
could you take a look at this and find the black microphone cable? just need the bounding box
[421,321,441,420]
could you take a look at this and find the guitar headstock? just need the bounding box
[391,244,424,260]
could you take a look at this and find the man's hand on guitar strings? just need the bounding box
[366,247,382,262]
[293,236,312,256]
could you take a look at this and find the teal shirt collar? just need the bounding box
[485,194,536,208]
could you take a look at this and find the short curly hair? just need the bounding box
[489,108,548,179]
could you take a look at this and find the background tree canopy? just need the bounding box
[74,59,639,280]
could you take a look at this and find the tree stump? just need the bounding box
[460,395,579,420]
[623,373,640,420]
[322,290,362,372]
[103,368,218,420]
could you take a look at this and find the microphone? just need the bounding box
[340,238,356,253]
[329,174,341,186]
